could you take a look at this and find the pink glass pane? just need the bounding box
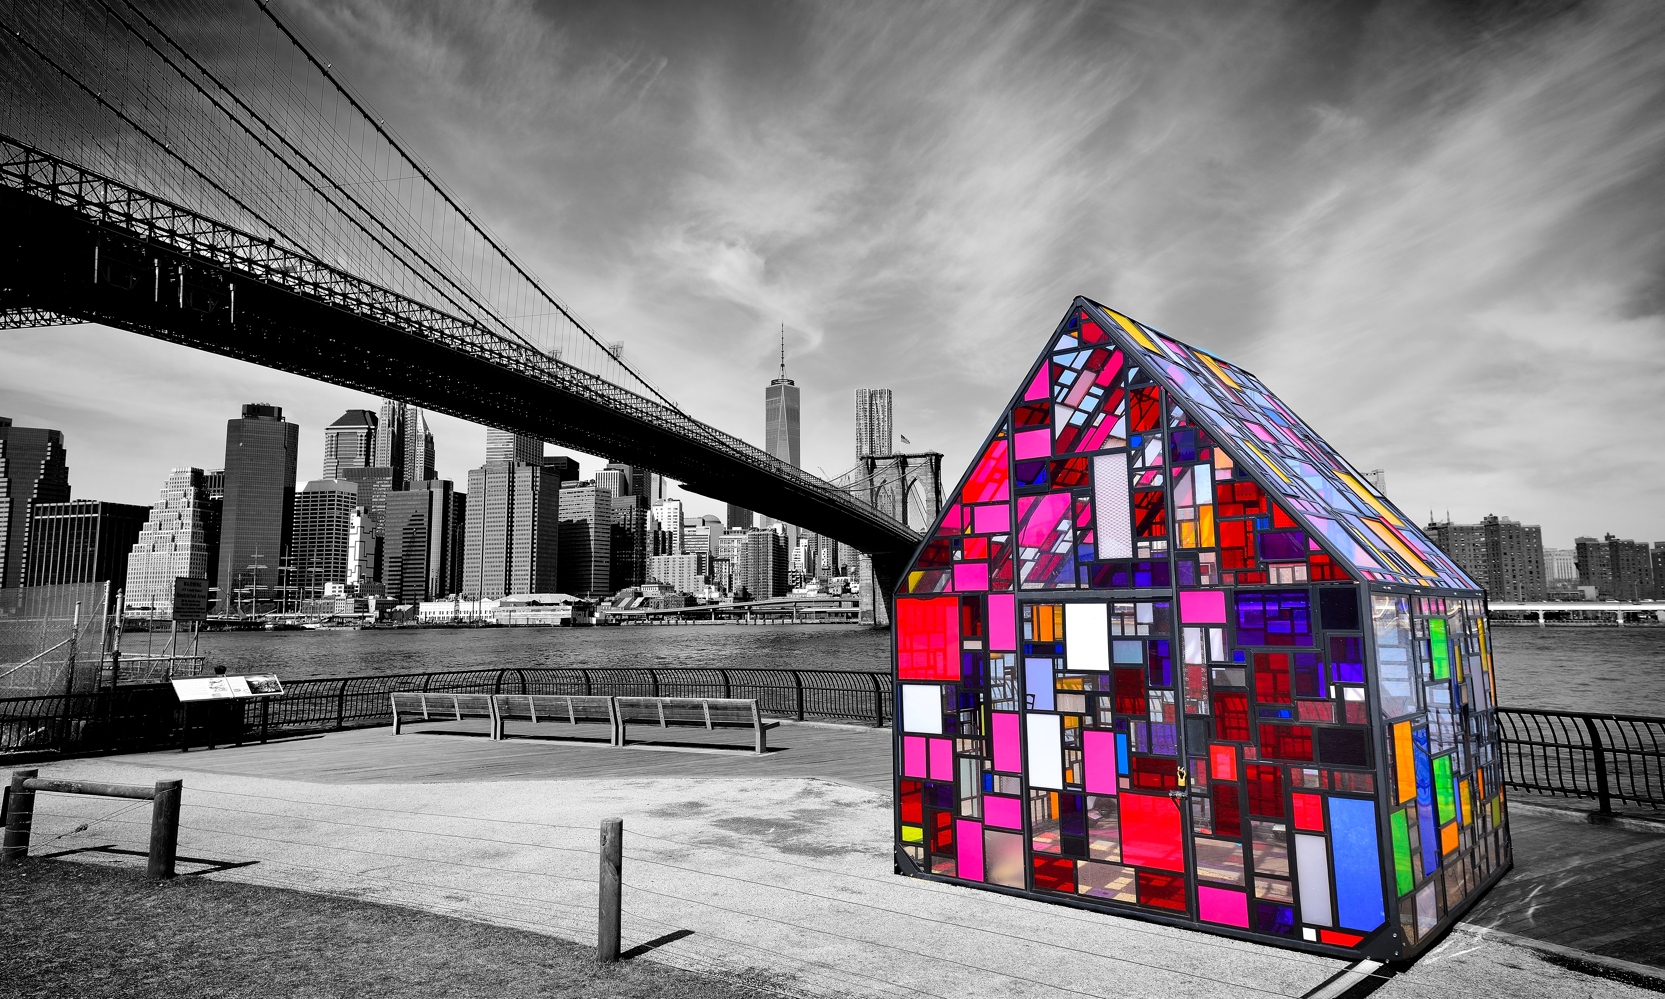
[902,736,926,778]
[988,594,1015,651]
[1084,730,1118,794]
[973,503,1011,534]
[984,795,1022,829]
[953,562,989,592]
[1014,428,1051,460]
[957,820,985,881]
[928,738,954,781]
[993,712,1021,772]
[1199,886,1249,928]
[1179,589,1228,624]
[962,439,1011,503]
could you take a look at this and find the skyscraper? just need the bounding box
[25,500,148,592]
[374,399,405,478]
[291,480,358,598]
[202,470,224,593]
[595,465,630,499]
[855,388,894,459]
[765,328,801,468]
[610,493,649,591]
[725,503,754,531]
[651,498,684,555]
[384,480,465,603]
[322,410,377,480]
[216,404,299,612]
[558,481,613,598]
[485,428,542,465]
[405,409,435,484]
[462,455,558,599]
[0,417,71,589]
[125,468,212,616]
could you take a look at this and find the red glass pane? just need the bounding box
[1132,756,1180,791]
[1120,793,1184,871]
[1130,386,1161,433]
[1137,871,1188,912]
[1291,792,1324,831]
[1259,724,1314,762]
[1245,764,1284,817]
[1271,503,1297,529]
[1033,855,1075,892]
[1051,457,1090,488]
[1213,692,1249,741]
[897,597,960,680]
[1012,402,1050,427]
[1254,653,1292,703]
[1213,784,1242,836]
[901,780,922,823]
[1116,668,1147,715]
[962,438,1011,503]
[1133,491,1167,538]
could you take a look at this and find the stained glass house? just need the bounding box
[892,298,1509,962]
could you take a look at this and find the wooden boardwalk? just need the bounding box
[102,720,1665,975]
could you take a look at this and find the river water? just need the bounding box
[179,622,1665,717]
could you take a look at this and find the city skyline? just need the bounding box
[3,3,1664,548]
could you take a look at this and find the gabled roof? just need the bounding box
[327,409,378,429]
[1056,297,1476,590]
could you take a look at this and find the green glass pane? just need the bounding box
[1434,754,1455,825]
[1429,618,1450,680]
[1391,810,1414,895]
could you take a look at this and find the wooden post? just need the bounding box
[147,779,183,879]
[2,769,40,865]
[597,817,623,962]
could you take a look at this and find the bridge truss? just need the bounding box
[0,1,923,585]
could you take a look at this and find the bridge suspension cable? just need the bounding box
[0,0,676,407]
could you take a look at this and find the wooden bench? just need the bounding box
[492,694,618,744]
[390,692,498,738]
[613,696,777,755]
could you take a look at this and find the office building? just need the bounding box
[725,503,754,531]
[1577,534,1654,600]
[322,409,377,480]
[462,458,559,600]
[596,466,630,500]
[384,480,465,603]
[1654,544,1665,599]
[610,493,649,591]
[647,553,705,595]
[765,329,801,467]
[347,507,376,592]
[405,409,435,483]
[1426,514,1545,602]
[202,470,224,592]
[544,455,581,484]
[339,467,398,580]
[737,528,787,600]
[855,388,894,459]
[0,417,71,589]
[484,428,541,465]
[1542,548,1579,596]
[557,481,613,598]
[291,480,358,597]
[651,499,684,556]
[25,499,148,593]
[125,468,212,616]
[216,404,299,612]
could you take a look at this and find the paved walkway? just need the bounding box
[12,722,1665,998]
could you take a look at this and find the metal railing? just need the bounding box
[2,674,1662,815]
[1496,708,1665,813]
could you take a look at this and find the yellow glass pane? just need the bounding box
[1200,505,1216,548]
[1197,351,1241,389]
[1337,470,1404,527]
[1105,309,1159,351]
[1460,780,1473,826]
[1440,822,1458,855]
[1179,520,1197,549]
[902,825,923,842]
[1364,519,1437,579]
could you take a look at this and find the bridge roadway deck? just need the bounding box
[24,722,1665,997]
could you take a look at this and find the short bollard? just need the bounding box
[598,816,623,963]
[148,780,184,879]
[1,768,40,866]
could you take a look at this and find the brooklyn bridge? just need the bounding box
[0,1,924,589]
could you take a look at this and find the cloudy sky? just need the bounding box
[5,0,1664,548]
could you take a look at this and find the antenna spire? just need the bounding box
[779,323,786,380]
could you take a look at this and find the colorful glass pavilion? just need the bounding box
[892,298,1510,962]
